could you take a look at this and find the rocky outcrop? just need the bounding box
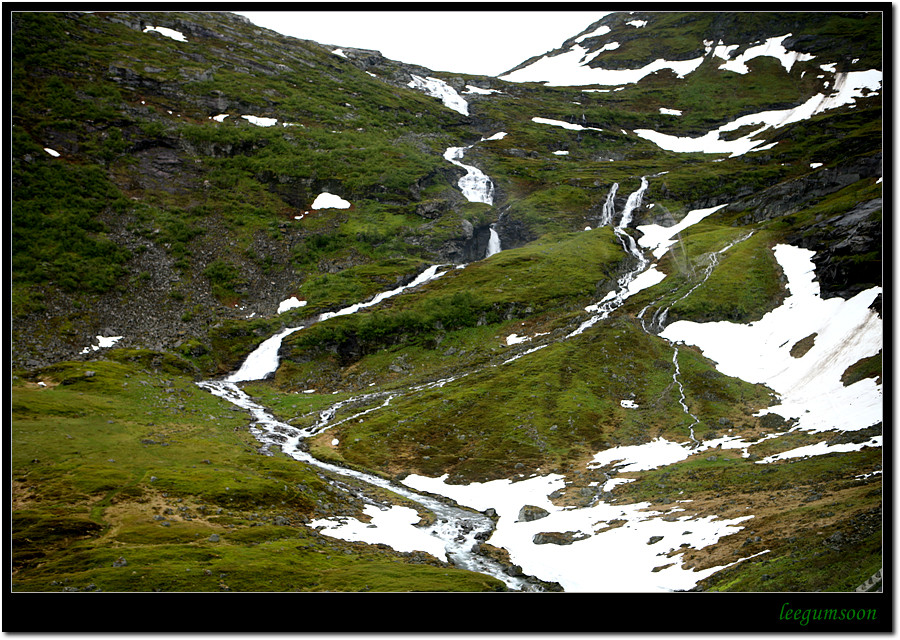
[787,197,882,300]
[728,152,882,224]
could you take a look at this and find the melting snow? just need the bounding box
[532,116,602,132]
[277,297,307,314]
[44,148,60,157]
[659,107,682,116]
[634,69,881,157]
[143,26,187,42]
[407,75,468,115]
[311,192,351,209]
[464,85,500,95]
[590,437,693,473]
[402,471,754,591]
[80,335,124,354]
[662,244,882,434]
[711,35,815,74]
[574,25,611,43]
[212,114,228,122]
[331,48,347,58]
[242,115,277,127]
[637,204,729,259]
[627,20,648,28]
[311,504,449,561]
[501,45,705,87]
[756,436,882,464]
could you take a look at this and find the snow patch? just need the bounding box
[44,148,60,157]
[311,192,351,210]
[502,45,705,87]
[634,69,881,157]
[242,115,277,127]
[80,335,124,354]
[312,504,449,561]
[143,26,187,42]
[532,116,602,132]
[662,244,882,434]
[712,35,815,74]
[464,85,500,95]
[637,204,729,259]
[277,297,307,314]
[574,25,611,43]
[402,470,754,591]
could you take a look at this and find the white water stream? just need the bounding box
[570,176,650,336]
[197,378,536,590]
[197,261,540,590]
[443,145,495,205]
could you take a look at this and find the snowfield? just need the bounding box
[662,244,882,434]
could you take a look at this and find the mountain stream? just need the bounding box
[197,264,542,591]
[193,177,763,591]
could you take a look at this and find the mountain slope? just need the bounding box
[10,10,883,601]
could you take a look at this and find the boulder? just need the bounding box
[532,531,589,545]
[517,504,550,522]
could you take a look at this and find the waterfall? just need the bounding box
[227,327,304,383]
[485,226,502,258]
[618,176,648,229]
[599,183,618,226]
[443,145,494,205]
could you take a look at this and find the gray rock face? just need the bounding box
[532,531,589,545]
[517,504,550,522]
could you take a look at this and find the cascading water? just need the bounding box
[197,378,537,590]
[443,145,494,205]
[569,177,650,336]
[195,263,543,590]
[599,182,618,226]
[636,232,756,444]
[485,226,502,258]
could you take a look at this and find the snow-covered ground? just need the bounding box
[532,116,602,132]
[402,471,756,592]
[143,25,187,42]
[634,69,882,157]
[80,335,124,355]
[501,46,705,86]
[311,192,351,210]
[662,244,882,434]
[707,34,814,74]
[637,204,729,259]
[277,297,307,314]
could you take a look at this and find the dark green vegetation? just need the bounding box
[11,10,882,595]
[10,360,504,592]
